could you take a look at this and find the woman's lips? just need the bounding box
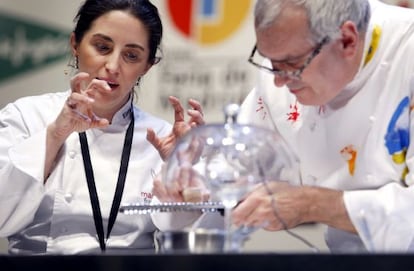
[107,82,119,90]
[97,77,119,90]
[289,88,301,94]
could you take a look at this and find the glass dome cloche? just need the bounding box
[162,103,298,209]
[161,103,298,252]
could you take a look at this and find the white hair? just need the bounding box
[254,0,371,42]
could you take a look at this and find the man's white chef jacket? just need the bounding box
[239,0,414,252]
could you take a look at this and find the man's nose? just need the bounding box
[273,73,293,87]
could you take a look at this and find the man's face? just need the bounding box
[255,6,353,106]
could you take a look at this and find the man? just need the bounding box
[232,0,414,252]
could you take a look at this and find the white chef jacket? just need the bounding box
[0,90,177,254]
[239,0,414,252]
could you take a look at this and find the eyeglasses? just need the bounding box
[248,37,329,80]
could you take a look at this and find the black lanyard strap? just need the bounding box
[79,110,135,252]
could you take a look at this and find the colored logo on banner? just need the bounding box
[0,11,70,83]
[166,0,252,45]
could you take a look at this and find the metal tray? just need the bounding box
[119,201,224,215]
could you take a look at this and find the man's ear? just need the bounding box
[339,21,360,58]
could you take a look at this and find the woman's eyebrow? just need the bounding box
[92,33,146,51]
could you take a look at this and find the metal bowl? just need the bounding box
[155,228,248,253]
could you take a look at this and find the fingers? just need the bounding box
[232,193,275,229]
[64,95,109,131]
[146,128,159,147]
[84,78,112,96]
[232,197,259,226]
[154,164,208,203]
[70,72,90,93]
[169,96,185,123]
[152,168,183,202]
[152,179,170,201]
[56,73,111,136]
[188,98,203,114]
[176,136,202,165]
[169,96,205,126]
[168,178,184,202]
[175,162,193,189]
[66,92,95,107]
[232,182,297,230]
[65,93,95,121]
[188,98,205,126]
[67,73,95,113]
[66,74,112,127]
[188,110,205,126]
[146,128,171,161]
[149,96,204,164]
[70,73,111,100]
[182,187,205,202]
[66,98,76,109]
[188,137,203,162]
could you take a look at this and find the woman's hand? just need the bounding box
[147,96,204,161]
[44,72,110,181]
[51,72,110,140]
[152,164,209,203]
[152,131,208,203]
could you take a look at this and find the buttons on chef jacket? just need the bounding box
[64,193,73,203]
[68,150,76,159]
[369,116,376,124]
[309,122,317,132]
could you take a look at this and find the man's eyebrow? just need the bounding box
[258,48,305,63]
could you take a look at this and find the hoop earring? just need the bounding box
[74,56,79,69]
[135,77,142,86]
[65,56,79,75]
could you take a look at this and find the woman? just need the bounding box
[0,0,203,254]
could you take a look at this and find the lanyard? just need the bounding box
[79,110,134,252]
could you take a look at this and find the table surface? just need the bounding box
[1,253,414,271]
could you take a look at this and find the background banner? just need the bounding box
[0,0,412,122]
[0,11,69,83]
[0,0,256,123]
[0,0,412,255]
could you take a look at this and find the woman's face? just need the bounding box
[71,10,152,115]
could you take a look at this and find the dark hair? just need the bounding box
[73,0,162,64]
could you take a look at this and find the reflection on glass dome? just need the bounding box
[162,104,297,206]
[162,103,298,252]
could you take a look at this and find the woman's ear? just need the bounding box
[70,32,78,57]
[142,63,153,76]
